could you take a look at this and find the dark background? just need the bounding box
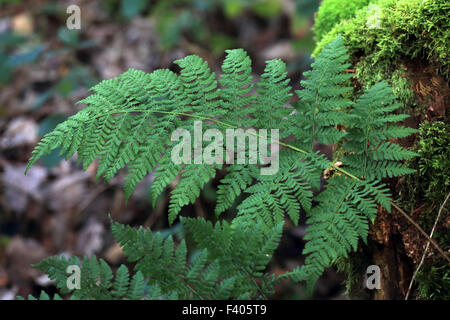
[0,0,350,299]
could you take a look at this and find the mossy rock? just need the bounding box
[314,0,449,115]
[398,121,449,300]
[312,0,450,300]
[401,121,450,209]
[313,0,371,42]
[315,0,449,74]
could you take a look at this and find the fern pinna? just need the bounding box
[23,218,283,300]
[25,36,417,298]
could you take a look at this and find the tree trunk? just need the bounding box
[369,209,413,299]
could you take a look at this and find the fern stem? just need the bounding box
[330,165,361,181]
[87,108,363,183]
[232,258,268,299]
[311,73,325,151]
[87,110,311,155]
[405,192,450,299]
[391,201,450,264]
[186,283,205,300]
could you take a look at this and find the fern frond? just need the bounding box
[31,255,147,300]
[25,40,419,298]
[181,217,283,298]
[254,58,293,134]
[168,163,220,224]
[292,177,369,290]
[111,265,130,298]
[219,49,254,124]
[215,164,257,216]
[18,292,64,300]
[234,150,319,229]
[289,35,352,150]
[25,47,335,229]
[291,175,392,292]
[343,81,418,180]
[111,220,243,299]
[174,55,221,115]
[127,271,146,300]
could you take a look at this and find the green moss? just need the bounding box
[314,0,449,77]
[354,57,416,110]
[416,121,449,201]
[313,0,371,42]
[390,69,416,110]
[416,263,450,300]
[398,121,449,299]
[314,0,449,119]
[401,121,450,209]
